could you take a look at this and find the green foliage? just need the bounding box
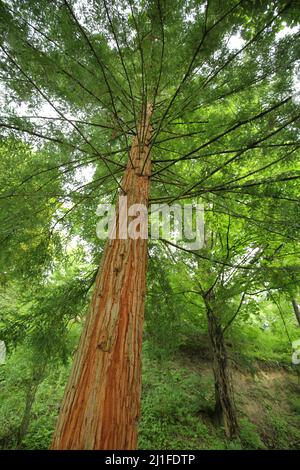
[1,328,300,450]
[0,343,74,449]
[138,345,300,450]
[0,0,299,451]
[22,366,71,449]
[139,356,217,449]
[289,395,300,414]
[239,418,266,449]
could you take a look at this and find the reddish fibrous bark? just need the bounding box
[51,105,153,450]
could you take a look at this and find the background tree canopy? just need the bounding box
[0,0,299,450]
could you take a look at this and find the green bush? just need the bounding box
[239,418,266,449]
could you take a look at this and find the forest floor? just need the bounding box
[139,337,300,450]
[1,332,300,450]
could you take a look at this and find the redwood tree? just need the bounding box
[51,104,153,449]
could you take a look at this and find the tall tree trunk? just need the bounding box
[51,105,153,450]
[206,306,238,438]
[292,299,300,326]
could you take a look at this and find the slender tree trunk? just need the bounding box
[17,363,46,448]
[16,383,39,448]
[292,299,300,326]
[206,306,238,438]
[51,105,153,450]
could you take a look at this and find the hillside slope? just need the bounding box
[139,344,300,450]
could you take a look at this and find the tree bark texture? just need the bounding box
[206,305,239,438]
[51,105,153,450]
